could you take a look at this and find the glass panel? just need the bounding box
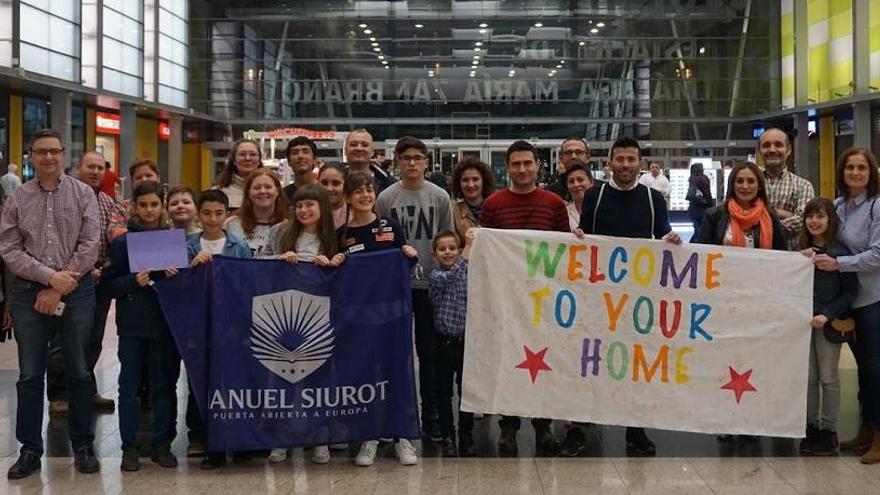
[103,37,142,76]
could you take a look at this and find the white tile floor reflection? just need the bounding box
[0,299,876,494]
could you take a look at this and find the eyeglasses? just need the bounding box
[31,148,65,158]
[562,149,588,156]
[399,155,427,163]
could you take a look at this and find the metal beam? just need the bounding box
[669,20,700,140]
[724,0,752,151]
[222,116,754,126]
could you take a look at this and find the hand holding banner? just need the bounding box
[461,229,813,437]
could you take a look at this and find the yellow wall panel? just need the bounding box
[828,11,853,38]
[808,0,830,25]
[829,59,853,97]
[181,143,202,191]
[85,108,96,151]
[809,45,831,102]
[135,117,158,161]
[782,77,796,99]
[9,95,22,177]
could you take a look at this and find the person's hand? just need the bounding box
[663,231,682,245]
[90,268,102,283]
[328,253,345,267]
[3,309,13,330]
[314,255,331,267]
[776,208,794,219]
[402,245,418,258]
[814,254,840,272]
[573,228,585,239]
[135,270,152,287]
[164,267,179,278]
[811,314,829,329]
[190,250,212,267]
[34,289,62,315]
[465,228,476,245]
[279,252,298,264]
[800,248,815,258]
[48,271,79,295]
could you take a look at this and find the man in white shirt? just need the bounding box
[1,163,21,196]
[638,161,671,205]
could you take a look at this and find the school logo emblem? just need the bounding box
[250,289,336,384]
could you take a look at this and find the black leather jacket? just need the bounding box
[692,205,788,251]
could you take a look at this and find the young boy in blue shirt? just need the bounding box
[184,189,252,469]
[428,228,475,457]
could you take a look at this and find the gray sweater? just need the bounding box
[376,181,454,289]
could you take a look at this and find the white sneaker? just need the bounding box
[268,448,288,463]
[394,439,418,466]
[311,445,330,464]
[354,440,378,466]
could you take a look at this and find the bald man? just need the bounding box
[46,152,122,415]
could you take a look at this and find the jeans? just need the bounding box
[12,277,96,456]
[807,328,842,430]
[186,378,204,443]
[117,331,180,449]
[47,281,112,401]
[853,301,880,424]
[412,289,438,427]
[436,335,473,439]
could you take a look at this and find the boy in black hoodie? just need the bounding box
[103,181,181,472]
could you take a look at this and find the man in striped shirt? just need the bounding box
[46,152,122,415]
[0,129,101,479]
[759,128,815,251]
[481,140,569,456]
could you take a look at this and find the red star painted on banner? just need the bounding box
[721,366,757,404]
[515,346,552,383]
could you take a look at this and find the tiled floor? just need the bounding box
[0,304,877,494]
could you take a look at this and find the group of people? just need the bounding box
[1,125,880,482]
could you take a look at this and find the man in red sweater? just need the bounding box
[481,140,569,232]
[480,140,568,456]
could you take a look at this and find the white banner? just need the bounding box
[462,229,813,437]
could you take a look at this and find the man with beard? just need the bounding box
[546,137,591,200]
[758,128,814,251]
[573,136,681,457]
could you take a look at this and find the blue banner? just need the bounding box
[155,250,420,451]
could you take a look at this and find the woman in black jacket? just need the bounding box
[687,162,713,238]
[692,161,786,251]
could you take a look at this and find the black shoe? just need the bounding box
[498,427,518,457]
[422,420,443,443]
[74,446,100,474]
[120,448,140,472]
[151,444,178,468]
[200,453,226,470]
[535,427,559,456]
[800,424,821,455]
[559,427,588,457]
[7,453,41,480]
[810,429,838,456]
[459,432,476,457]
[625,428,656,456]
[440,437,458,456]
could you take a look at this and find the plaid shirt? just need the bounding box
[94,190,124,268]
[0,174,100,285]
[764,168,814,251]
[428,258,468,338]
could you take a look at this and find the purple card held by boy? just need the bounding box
[126,229,190,273]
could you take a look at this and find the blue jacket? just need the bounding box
[185,231,252,261]
[103,220,173,338]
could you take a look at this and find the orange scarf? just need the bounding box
[726,198,773,249]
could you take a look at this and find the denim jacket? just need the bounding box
[185,231,252,261]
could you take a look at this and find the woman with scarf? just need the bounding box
[693,161,786,251]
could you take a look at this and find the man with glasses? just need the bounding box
[546,137,591,199]
[0,129,101,479]
[345,129,396,195]
[376,136,454,465]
